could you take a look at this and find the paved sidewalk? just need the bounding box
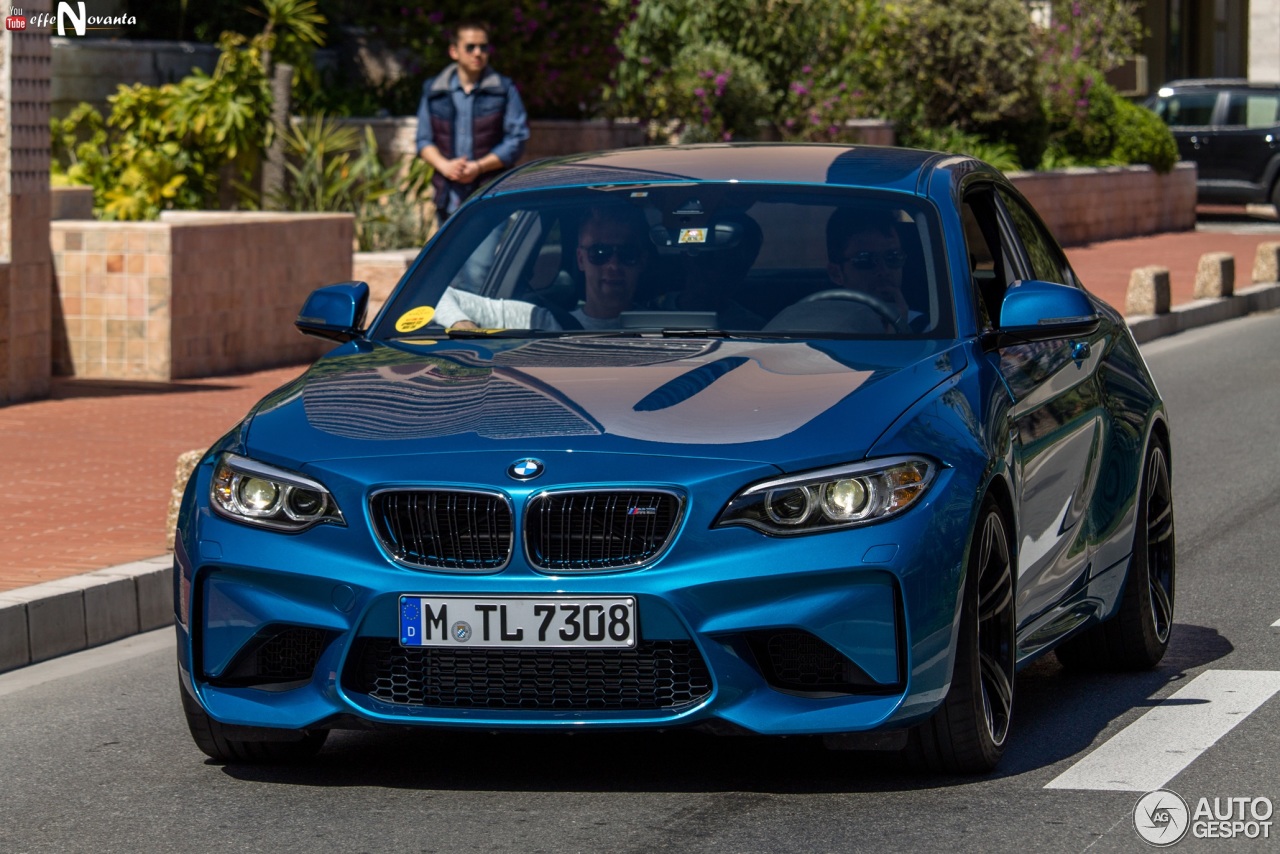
[1,216,1279,671]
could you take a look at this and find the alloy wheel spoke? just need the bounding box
[1147,505,1174,544]
[979,650,1013,728]
[1150,571,1173,637]
[979,572,1012,624]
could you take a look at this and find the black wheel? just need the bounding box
[180,682,328,763]
[797,288,908,333]
[909,499,1015,773]
[1055,441,1175,671]
[1272,177,1280,218]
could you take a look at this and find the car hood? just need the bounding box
[242,337,966,472]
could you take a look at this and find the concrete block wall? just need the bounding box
[50,212,353,381]
[50,37,218,118]
[51,184,93,219]
[1009,162,1198,246]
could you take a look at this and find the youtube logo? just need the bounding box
[5,12,25,30]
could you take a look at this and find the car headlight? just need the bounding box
[715,456,936,536]
[210,453,345,531]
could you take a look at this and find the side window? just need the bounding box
[961,188,1011,329]
[1224,92,1280,128]
[997,188,1074,287]
[1153,91,1217,126]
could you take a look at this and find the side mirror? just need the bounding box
[295,282,369,342]
[983,279,1101,349]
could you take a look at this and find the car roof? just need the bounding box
[1158,78,1280,91]
[483,143,955,199]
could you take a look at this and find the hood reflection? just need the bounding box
[301,338,873,444]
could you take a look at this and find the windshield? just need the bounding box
[373,185,954,341]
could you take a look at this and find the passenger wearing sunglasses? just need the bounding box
[416,20,530,222]
[825,208,913,329]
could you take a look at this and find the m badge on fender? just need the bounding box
[507,458,544,480]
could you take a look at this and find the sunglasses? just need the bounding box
[461,43,491,54]
[583,243,643,266]
[843,249,905,271]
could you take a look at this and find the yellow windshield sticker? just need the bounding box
[678,228,707,244]
[395,306,435,333]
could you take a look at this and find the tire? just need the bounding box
[180,682,328,763]
[909,498,1016,774]
[1272,178,1280,219]
[1055,441,1175,671]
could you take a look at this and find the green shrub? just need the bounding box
[902,125,1023,173]
[1110,97,1179,173]
[609,1,887,139]
[270,116,434,251]
[658,42,771,142]
[871,0,1045,166]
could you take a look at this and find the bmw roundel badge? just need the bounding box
[508,458,544,480]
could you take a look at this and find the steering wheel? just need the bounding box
[798,289,908,334]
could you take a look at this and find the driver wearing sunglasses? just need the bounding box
[437,206,649,331]
[825,208,912,328]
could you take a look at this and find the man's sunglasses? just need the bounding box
[461,43,491,54]
[583,243,643,266]
[843,249,905,271]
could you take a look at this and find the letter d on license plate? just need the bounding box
[399,596,637,648]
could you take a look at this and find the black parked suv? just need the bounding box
[1147,79,1280,213]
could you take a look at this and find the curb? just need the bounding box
[0,556,172,674]
[1127,282,1280,343]
[2,284,1279,674]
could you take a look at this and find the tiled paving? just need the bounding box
[1,216,1278,594]
[0,364,306,591]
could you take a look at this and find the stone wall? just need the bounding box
[50,212,353,381]
[1,3,54,404]
[1008,162,1198,247]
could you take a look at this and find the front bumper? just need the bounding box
[176,460,975,737]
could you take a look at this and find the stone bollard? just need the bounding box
[1194,251,1235,298]
[1126,266,1171,315]
[166,449,205,549]
[1254,241,1280,284]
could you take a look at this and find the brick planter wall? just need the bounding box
[1008,162,1197,246]
[50,212,353,381]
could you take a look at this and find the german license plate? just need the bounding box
[399,596,637,649]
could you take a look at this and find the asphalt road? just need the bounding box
[3,311,1280,854]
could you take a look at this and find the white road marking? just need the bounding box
[1045,669,1280,792]
[1272,617,1280,627]
[0,628,173,699]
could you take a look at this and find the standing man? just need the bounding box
[416,21,530,223]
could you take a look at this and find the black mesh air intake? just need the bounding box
[211,626,328,687]
[345,639,712,711]
[746,630,895,695]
